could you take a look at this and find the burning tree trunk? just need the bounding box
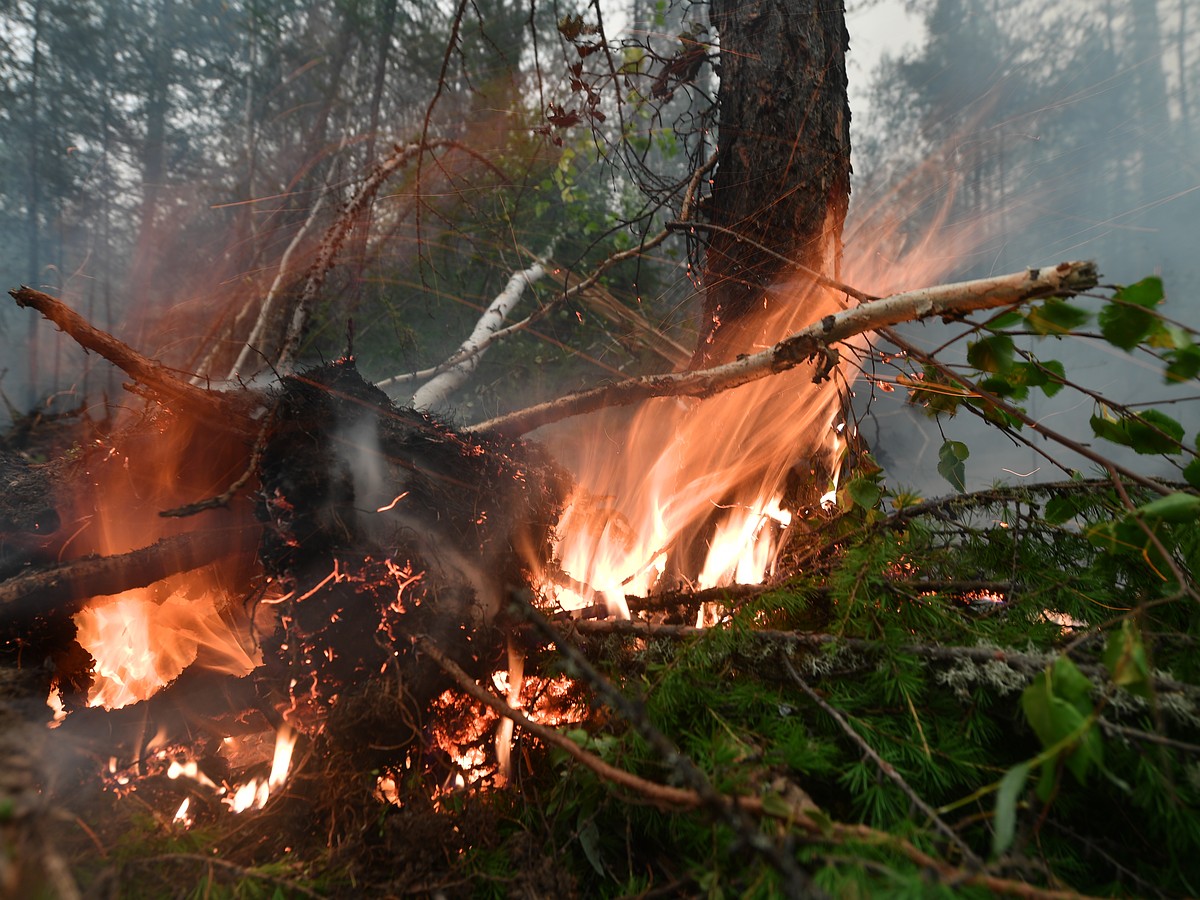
[695,0,851,367]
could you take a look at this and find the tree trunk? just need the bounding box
[24,0,46,407]
[128,0,176,340]
[694,0,851,367]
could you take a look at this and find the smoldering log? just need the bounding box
[253,358,567,768]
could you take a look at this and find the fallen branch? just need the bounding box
[421,634,1103,899]
[472,261,1100,435]
[0,528,255,620]
[10,287,261,431]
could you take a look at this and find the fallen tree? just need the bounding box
[4,260,1200,897]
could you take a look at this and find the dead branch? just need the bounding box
[9,287,261,433]
[472,261,1100,435]
[423,634,1104,900]
[275,139,504,373]
[221,187,333,383]
[514,601,818,895]
[0,528,255,621]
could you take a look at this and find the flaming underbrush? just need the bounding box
[53,473,1200,898]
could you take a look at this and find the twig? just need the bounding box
[1104,464,1200,603]
[420,631,1104,899]
[415,636,710,810]
[667,219,877,303]
[781,654,983,867]
[275,139,496,372]
[1097,720,1200,755]
[512,601,820,897]
[473,262,1099,435]
[377,152,718,394]
[879,327,1175,497]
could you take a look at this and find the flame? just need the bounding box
[224,724,297,813]
[544,275,849,609]
[75,590,259,709]
[538,168,995,616]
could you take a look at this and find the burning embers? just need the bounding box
[31,357,569,830]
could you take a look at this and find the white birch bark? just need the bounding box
[408,249,553,411]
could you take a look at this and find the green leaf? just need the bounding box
[1020,659,1100,785]
[1165,343,1200,383]
[577,815,606,876]
[1116,276,1165,308]
[1136,492,1200,523]
[759,791,794,820]
[993,762,1031,857]
[1183,458,1200,489]
[989,310,1025,329]
[1102,621,1153,700]
[1090,411,1133,447]
[1036,360,1066,397]
[1044,495,1081,525]
[845,477,884,511]
[981,375,1027,401]
[1098,277,1164,351]
[1127,409,1185,455]
[1025,299,1091,336]
[1090,408,1186,454]
[967,334,1016,374]
[937,440,969,493]
[1052,655,1092,706]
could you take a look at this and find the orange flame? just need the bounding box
[542,187,988,612]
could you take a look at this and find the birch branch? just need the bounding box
[470,261,1100,436]
[222,188,332,383]
[377,152,717,393]
[408,246,554,411]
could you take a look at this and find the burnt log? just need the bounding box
[254,359,567,769]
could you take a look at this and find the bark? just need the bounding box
[695,0,851,367]
[410,249,553,411]
[0,529,252,621]
[475,261,1099,436]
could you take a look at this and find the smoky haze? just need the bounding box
[0,0,1195,497]
[846,0,1200,494]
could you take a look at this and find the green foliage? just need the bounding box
[1098,278,1165,351]
[937,439,969,492]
